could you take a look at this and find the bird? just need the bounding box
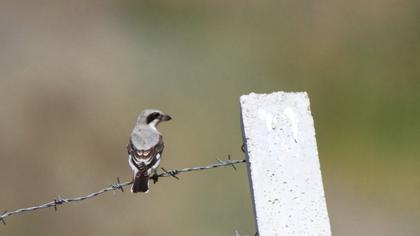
[127,109,172,193]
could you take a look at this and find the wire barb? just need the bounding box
[217,155,237,172]
[161,168,179,180]
[227,154,237,171]
[53,196,64,212]
[0,159,246,224]
[111,177,124,192]
[0,211,7,225]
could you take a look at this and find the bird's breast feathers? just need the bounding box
[130,128,161,150]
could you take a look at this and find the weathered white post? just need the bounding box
[240,92,331,236]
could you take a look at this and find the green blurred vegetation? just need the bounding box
[0,0,419,235]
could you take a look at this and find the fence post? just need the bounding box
[240,92,331,236]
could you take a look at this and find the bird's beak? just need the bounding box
[161,114,172,121]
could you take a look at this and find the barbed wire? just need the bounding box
[0,158,246,225]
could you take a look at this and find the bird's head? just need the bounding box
[137,109,172,127]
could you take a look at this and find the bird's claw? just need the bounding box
[151,173,159,184]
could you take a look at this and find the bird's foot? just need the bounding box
[151,172,159,184]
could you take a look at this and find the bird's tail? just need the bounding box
[132,172,149,193]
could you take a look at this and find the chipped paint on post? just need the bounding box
[240,92,331,236]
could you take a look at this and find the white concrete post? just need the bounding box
[240,92,331,236]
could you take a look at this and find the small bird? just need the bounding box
[127,109,172,193]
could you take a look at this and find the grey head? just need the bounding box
[131,109,171,150]
[136,109,172,126]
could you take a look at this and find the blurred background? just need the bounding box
[0,0,419,235]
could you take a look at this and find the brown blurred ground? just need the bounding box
[0,0,419,235]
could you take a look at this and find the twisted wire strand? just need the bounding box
[0,159,246,224]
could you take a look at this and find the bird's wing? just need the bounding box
[127,136,164,172]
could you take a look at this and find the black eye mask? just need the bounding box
[146,112,161,124]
